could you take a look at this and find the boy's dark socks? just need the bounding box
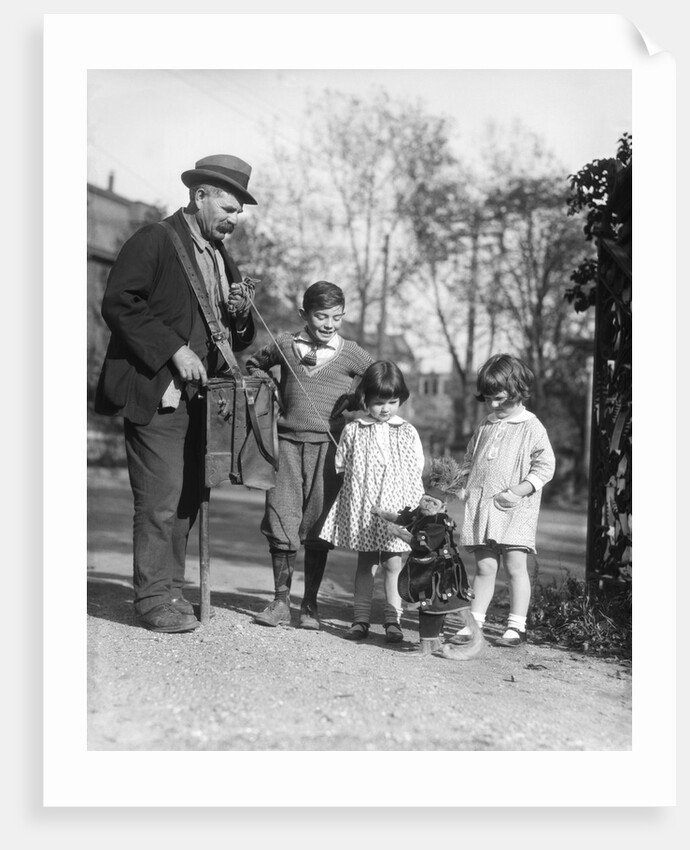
[271,550,296,593]
[302,547,328,603]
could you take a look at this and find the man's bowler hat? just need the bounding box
[181,154,257,205]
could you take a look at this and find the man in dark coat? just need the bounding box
[95,154,258,632]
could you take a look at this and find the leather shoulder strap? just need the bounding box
[159,220,242,379]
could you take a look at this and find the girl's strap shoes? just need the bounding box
[494,628,526,647]
[384,622,403,643]
[344,622,370,640]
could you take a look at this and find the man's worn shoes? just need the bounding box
[137,603,200,633]
[299,602,320,630]
[170,594,194,616]
[254,598,291,627]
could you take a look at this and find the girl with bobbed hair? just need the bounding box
[320,360,424,643]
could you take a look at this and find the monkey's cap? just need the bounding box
[425,456,464,502]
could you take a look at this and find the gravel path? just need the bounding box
[87,468,631,751]
[87,580,631,751]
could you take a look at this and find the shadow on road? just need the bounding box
[87,578,135,626]
[87,574,461,656]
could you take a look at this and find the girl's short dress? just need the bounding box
[320,415,425,553]
[460,409,556,554]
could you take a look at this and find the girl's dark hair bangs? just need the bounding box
[359,360,410,405]
[475,353,534,402]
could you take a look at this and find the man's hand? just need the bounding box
[227,278,256,317]
[171,345,208,386]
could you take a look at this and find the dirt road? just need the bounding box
[87,468,631,751]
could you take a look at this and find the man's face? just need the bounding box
[195,188,243,241]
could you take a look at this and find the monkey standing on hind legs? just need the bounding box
[374,456,488,659]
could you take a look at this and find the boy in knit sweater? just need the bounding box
[246,281,374,629]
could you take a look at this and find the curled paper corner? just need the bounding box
[621,15,670,58]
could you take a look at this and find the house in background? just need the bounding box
[87,175,165,390]
[87,175,165,462]
[414,369,459,456]
[341,323,422,419]
[341,325,460,455]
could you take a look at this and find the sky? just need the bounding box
[87,69,632,213]
[86,68,632,372]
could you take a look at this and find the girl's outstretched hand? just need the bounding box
[387,523,414,544]
[371,506,398,523]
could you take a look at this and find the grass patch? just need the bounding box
[485,566,632,661]
[527,570,631,661]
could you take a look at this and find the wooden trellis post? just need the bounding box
[585,163,632,585]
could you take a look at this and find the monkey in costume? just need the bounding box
[373,456,487,658]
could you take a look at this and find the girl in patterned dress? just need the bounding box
[320,361,425,643]
[454,353,556,648]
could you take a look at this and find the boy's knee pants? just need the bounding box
[261,437,339,552]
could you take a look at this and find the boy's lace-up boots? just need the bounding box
[299,548,328,630]
[254,551,295,626]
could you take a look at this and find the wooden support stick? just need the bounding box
[199,486,211,625]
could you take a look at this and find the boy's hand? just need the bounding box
[247,367,272,382]
[342,409,367,422]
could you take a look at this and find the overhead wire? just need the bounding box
[164,69,305,154]
[88,140,171,201]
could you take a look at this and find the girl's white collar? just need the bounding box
[358,414,406,426]
[487,409,535,424]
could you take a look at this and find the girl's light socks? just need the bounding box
[502,613,527,639]
[456,613,527,640]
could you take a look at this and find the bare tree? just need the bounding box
[258,89,458,345]
[483,174,590,408]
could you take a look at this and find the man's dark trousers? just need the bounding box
[124,388,204,615]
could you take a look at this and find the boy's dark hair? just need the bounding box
[475,353,534,402]
[302,280,345,313]
[357,360,410,407]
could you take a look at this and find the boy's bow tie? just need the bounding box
[297,335,334,366]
